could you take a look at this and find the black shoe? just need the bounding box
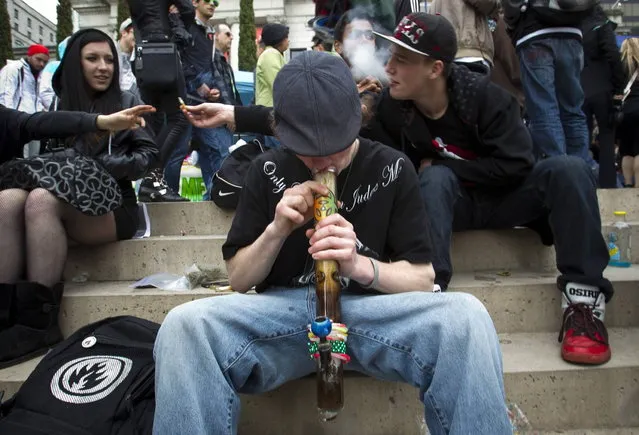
[0,282,63,369]
[0,284,15,331]
[138,175,189,203]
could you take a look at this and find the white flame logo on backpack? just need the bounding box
[50,355,133,404]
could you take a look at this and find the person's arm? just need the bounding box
[1,104,154,159]
[336,156,435,293]
[39,70,55,112]
[308,214,435,294]
[168,9,193,49]
[181,102,274,134]
[599,23,626,95]
[463,0,499,16]
[434,83,535,186]
[502,0,524,30]
[227,221,289,293]
[0,65,18,109]
[174,0,195,29]
[225,177,326,293]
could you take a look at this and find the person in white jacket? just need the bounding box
[0,44,50,157]
[39,37,70,112]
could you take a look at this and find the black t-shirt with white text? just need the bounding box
[222,138,433,293]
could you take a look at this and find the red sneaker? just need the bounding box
[559,303,611,365]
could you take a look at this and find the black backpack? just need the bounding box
[210,139,266,210]
[527,0,599,26]
[0,316,160,435]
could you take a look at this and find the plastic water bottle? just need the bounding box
[608,211,632,267]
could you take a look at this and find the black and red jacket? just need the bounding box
[362,64,535,189]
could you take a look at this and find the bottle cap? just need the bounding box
[614,211,627,216]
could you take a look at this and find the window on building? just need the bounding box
[27,18,31,28]
[39,26,43,36]
[15,39,25,47]
[39,38,43,44]
[27,31,32,39]
[14,8,18,19]
[50,34,54,43]
[13,22,18,32]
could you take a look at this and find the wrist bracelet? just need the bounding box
[361,257,379,289]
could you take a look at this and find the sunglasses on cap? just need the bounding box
[202,0,219,6]
[349,29,374,41]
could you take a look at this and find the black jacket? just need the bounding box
[47,92,158,182]
[182,19,215,89]
[581,9,625,98]
[93,92,158,181]
[127,0,194,42]
[0,106,100,165]
[363,64,535,188]
[502,0,584,49]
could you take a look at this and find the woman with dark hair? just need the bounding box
[0,28,158,369]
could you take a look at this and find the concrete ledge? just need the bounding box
[2,330,637,433]
[56,268,639,337]
[143,189,639,238]
[65,229,555,281]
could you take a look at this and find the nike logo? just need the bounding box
[218,191,235,197]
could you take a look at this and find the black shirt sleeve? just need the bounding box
[385,158,433,264]
[234,105,275,136]
[222,159,272,260]
[0,106,99,163]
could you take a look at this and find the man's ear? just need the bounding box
[429,60,445,80]
[333,40,343,55]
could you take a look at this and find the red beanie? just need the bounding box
[27,44,50,57]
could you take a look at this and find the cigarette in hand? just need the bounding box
[178,97,186,110]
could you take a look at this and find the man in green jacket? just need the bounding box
[255,23,289,107]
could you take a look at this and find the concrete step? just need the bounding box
[539,431,639,435]
[66,229,557,281]
[1,329,637,433]
[144,189,639,237]
[598,188,639,221]
[56,267,639,339]
[147,201,234,236]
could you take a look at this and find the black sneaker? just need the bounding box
[138,173,189,203]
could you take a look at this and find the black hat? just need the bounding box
[261,23,289,47]
[273,52,361,157]
[374,13,457,63]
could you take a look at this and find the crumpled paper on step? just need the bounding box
[131,264,229,291]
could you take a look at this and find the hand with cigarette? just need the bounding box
[180,102,235,130]
[357,76,382,95]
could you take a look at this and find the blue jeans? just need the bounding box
[153,287,511,434]
[519,38,593,165]
[418,156,611,299]
[193,125,234,200]
[163,124,192,193]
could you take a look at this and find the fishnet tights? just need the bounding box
[0,189,28,282]
[0,188,119,287]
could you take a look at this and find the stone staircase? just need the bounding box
[1,189,638,434]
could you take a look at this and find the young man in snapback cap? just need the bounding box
[370,12,613,366]
[153,51,512,434]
